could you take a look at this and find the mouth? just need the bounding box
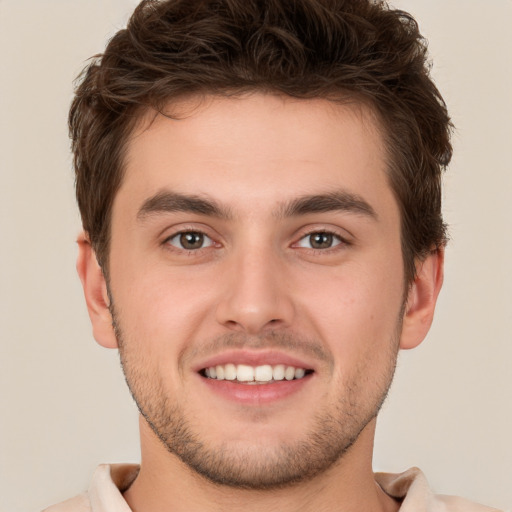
[200,363,314,384]
[195,350,317,404]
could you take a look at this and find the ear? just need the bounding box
[399,248,444,350]
[76,232,118,349]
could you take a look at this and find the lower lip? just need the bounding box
[200,375,312,405]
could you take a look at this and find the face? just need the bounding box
[104,94,408,488]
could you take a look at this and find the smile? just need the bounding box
[202,364,313,384]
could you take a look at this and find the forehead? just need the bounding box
[117,93,394,220]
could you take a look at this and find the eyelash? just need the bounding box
[163,227,350,255]
[164,230,216,252]
[294,230,349,252]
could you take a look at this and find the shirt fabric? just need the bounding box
[43,464,505,512]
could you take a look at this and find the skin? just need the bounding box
[77,93,443,512]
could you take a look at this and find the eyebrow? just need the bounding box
[276,191,377,220]
[137,191,232,220]
[137,190,377,221]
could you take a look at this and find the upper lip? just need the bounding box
[193,349,315,373]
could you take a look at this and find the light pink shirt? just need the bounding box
[43,464,505,511]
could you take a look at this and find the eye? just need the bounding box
[166,231,214,250]
[296,232,343,250]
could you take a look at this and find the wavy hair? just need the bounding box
[70,0,452,282]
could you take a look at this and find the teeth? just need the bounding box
[254,364,273,382]
[224,363,236,381]
[237,364,254,382]
[294,368,305,379]
[203,363,309,383]
[284,366,295,381]
[272,364,285,380]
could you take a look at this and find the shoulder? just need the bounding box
[375,467,505,512]
[41,463,138,512]
[42,493,91,512]
[434,494,505,512]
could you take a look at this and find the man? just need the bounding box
[44,0,501,510]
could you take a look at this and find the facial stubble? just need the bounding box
[111,301,402,490]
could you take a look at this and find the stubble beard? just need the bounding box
[112,304,401,490]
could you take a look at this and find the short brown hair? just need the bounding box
[70,0,452,282]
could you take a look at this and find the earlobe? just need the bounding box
[399,248,444,350]
[76,232,118,349]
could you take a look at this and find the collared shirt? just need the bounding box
[43,464,505,511]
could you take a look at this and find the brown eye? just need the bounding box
[297,232,342,250]
[167,231,213,250]
[310,233,333,249]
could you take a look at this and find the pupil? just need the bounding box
[180,232,204,249]
[311,233,332,249]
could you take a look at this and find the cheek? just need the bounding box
[295,258,404,360]
[111,262,220,353]
[112,273,209,393]
[302,268,403,408]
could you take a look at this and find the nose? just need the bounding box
[215,244,295,334]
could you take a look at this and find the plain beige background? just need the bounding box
[0,1,511,511]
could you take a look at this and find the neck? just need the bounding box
[123,417,399,512]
